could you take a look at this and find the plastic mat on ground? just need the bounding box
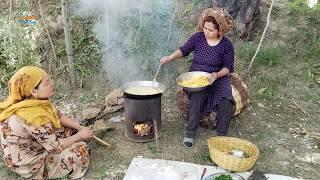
[123,158,302,180]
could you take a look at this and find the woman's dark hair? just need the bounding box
[203,16,220,35]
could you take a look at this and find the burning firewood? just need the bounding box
[133,123,152,136]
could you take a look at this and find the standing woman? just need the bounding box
[0,66,93,179]
[160,8,234,148]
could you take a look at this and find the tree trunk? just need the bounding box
[207,0,261,38]
[61,0,77,86]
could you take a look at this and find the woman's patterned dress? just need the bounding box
[0,115,89,179]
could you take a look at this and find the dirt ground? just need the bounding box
[1,81,318,180]
[33,70,318,180]
[78,79,320,180]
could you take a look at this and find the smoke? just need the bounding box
[73,0,180,86]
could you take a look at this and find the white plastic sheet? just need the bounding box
[123,158,302,180]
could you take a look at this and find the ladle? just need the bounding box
[152,63,162,86]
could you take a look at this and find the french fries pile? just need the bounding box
[179,76,210,87]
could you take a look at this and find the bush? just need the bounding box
[0,17,40,90]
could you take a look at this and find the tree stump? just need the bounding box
[207,0,261,38]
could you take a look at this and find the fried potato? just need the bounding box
[179,76,210,87]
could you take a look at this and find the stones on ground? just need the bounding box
[86,100,106,110]
[105,105,123,114]
[103,165,127,180]
[105,89,124,107]
[289,127,307,138]
[80,89,125,123]
[56,103,77,116]
[257,103,266,108]
[92,119,107,132]
[297,153,320,165]
[104,89,124,114]
[274,146,291,161]
[108,115,123,123]
[82,106,102,120]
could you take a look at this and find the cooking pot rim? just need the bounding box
[122,80,166,96]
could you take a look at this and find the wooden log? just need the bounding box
[93,135,110,147]
[153,119,159,149]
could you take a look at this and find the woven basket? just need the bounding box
[230,73,249,115]
[208,137,259,172]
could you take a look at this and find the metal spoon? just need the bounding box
[152,63,162,86]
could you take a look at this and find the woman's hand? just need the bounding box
[60,127,93,149]
[75,125,85,131]
[76,127,94,140]
[212,68,230,80]
[160,56,172,64]
[211,72,218,80]
[59,113,84,131]
[160,50,183,64]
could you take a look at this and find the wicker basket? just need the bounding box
[208,137,259,172]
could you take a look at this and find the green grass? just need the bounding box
[191,145,213,165]
[286,1,320,85]
[252,74,288,100]
[58,175,70,180]
[236,43,283,66]
[304,94,320,102]
[147,144,160,155]
[257,87,274,100]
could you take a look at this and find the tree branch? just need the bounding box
[8,0,12,24]
[244,0,274,80]
[38,0,58,71]
[62,0,77,86]
[165,0,178,46]
[135,0,144,45]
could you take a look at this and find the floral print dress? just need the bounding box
[0,115,90,179]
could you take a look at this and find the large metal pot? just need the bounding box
[122,81,166,99]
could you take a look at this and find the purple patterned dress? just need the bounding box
[179,32,234,112]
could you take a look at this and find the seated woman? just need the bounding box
[160,8,234,148]
[0,66,93,179]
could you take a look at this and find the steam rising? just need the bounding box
[73,0,180,86]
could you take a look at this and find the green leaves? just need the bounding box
[0,18,40,86]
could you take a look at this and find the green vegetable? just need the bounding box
[213,174,233,180]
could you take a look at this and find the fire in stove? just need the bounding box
[133,122,153,136]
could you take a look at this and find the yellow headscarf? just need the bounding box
[0,66,61,128]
